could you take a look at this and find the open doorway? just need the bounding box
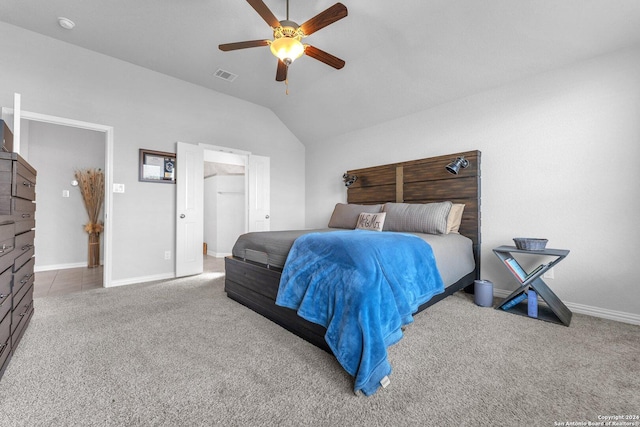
[203,155,246,258]
[5,110,114,289]
[27,121,105,295]
[202,146,248,273]
[176,142,269,278]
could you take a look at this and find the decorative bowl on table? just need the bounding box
[513,238,548,251]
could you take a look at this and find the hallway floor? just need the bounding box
[34,255,226,298]
[34,266,103,298]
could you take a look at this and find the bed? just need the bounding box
[224,150,481,394]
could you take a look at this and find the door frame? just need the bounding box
[3,108,114,287]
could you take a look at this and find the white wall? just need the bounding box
[27,121,105,269]
[306,46,640,321]
[0,22,305,284]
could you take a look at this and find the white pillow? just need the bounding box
[355,212,386,232]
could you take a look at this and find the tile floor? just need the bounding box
[33,266,104,298]
[34,255,226,298]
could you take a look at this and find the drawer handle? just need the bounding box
[0,343,6,353]
[0,293,5,299]
[21,244,33,250]
[20,274,33,285]
[22,181,34,188]
[0,244,12,254]
[22,213,31,218]
[20,304,31,316]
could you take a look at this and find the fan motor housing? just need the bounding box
[274,20,305,39]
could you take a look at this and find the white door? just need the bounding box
[176,141,204,277]
[248,155,270,231]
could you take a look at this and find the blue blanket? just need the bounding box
[275,230,444,396]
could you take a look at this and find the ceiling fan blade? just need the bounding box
[219,40,269,51]
[276,60,288,81]
[246,0,281,28]
[304,45,345,69]
[300,3,348,36]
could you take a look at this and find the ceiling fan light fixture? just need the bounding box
[269,36,304,65]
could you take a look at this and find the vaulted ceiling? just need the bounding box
[2,0,640,146]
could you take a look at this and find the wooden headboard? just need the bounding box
[346,150,481,279]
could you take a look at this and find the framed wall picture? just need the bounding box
[139,149,176,183]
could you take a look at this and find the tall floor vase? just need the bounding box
[88,232,101,268]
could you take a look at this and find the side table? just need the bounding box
[493,245,571,326]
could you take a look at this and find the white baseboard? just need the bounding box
[107,272,175,288]
[35,262,92,272]
[208,251,231,258]
[493,288,640,326]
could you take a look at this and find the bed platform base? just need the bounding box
[224,255,475,353]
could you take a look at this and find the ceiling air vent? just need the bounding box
[214,69,238,82]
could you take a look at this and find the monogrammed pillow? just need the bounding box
[355,212,386,232]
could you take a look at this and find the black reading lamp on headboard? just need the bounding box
[445,157,469,175]
[343,173,358,187]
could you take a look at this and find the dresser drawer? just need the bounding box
[0,266,12,320]
[0,292,11,327]
[14,229,34,253]
[11,283,33,335]
[0,308,10,347]
[12,299,33,351]
[0,236,15,274]
[13,272,33,310]
[0,160,13,214]
[14,245,34,272]
[13,257,34,297]
[0,311,11,371]
[12,197,35,218]
[14,219,35,235]
[0,221,14,241]
[13,160,36,201]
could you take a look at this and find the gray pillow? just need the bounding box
[328,203,383,229]
[382,202,453,234]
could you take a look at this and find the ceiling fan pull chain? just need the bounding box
[285,77,289,95]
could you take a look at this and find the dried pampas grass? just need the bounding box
[75,168,104,268]
[75,168,105,231]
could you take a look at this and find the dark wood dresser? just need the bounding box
[0,152,36,379]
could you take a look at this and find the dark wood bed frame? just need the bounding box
[224,150,481,353]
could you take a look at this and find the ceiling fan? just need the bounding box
[219,0,348,83]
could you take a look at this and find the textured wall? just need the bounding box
[306,47,640,319]
[0,22,305,284]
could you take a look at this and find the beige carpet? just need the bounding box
[0,272,638,426]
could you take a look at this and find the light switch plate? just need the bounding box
[113,183,125,193]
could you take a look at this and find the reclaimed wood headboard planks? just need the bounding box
[346,150,481,278]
